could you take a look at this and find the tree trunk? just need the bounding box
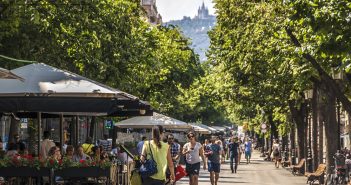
[312,85,318,170]
[289,100,307,160]
[324,93,338,172]
[290,121,296,164]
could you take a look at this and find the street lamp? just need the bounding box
[332,70,344,150]
[304,89,313,173]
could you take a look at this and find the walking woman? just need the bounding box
[272,139,280,168]
[183,132,206,185]
[141,125,175,185]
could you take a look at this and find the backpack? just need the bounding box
[273,146,279,155]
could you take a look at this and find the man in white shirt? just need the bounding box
[40,131,55,160]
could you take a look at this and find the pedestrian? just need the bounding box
[215,136,225,164]
[140,125,175,185]
[40,131,56,160]
[272,139,280,168]
[238,138,244,164]
[183,132,206,185]
[167,134,180,184]
[203,139,209,164]
[228,137,240,173]
[244,138,252,164]
[137,136,147,156]
[205,136,221,185]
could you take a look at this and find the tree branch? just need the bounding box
[285,27,351,115]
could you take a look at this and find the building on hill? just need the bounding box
[165,2,216,61]
[195,1,210,19]
[141,0,162,24]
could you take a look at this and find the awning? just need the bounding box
[0,63,152,116]
[190,124,211,134]
[211,126,227,132]
[115,112,191,129]
[0,67,24,81]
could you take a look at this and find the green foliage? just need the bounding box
[0,0,203,122]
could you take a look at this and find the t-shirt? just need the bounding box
[206,143,221,164]
[183,142,202,164]
[143,141,169,181]
[228,142,239,156]
[245,141,252,152]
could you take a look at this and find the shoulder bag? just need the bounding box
[139,140,158,177]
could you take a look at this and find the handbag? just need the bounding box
[175,165,187,182]
[139,140,158,177]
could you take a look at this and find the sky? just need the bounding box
[156,0,215,22]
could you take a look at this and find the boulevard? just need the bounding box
[178,151,306,185]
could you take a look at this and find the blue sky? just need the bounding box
[156,0,215,22]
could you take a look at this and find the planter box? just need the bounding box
[0,167,51,177]
[55,167,110,178]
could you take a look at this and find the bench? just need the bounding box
[305,164,326,185]
[292,158,305,175]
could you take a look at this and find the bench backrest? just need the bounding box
[314,164,326,176]
[296,158,305,168]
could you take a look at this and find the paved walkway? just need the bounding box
[177,150,307,185]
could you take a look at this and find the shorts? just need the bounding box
[185,162,200,176]
[208,162,220,173]
[245,151,251,158]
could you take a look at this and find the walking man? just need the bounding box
[167,134,180,184]
[244,138,252,164]
[205,136,221,185]
[228,137,240,173]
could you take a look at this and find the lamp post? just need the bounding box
[332,70,344,151]
[304,89,313,173]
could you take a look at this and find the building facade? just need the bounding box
[141,0,162,24]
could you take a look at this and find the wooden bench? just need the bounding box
[292,158,305,175]
[305,164,326,185]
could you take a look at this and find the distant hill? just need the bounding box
[164,3,216,62]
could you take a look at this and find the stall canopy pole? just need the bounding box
[75,116,79,146]
[37,112,42,157]
[59,114,64,155]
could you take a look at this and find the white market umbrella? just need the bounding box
[115,112,191,129]
[0,67,24,81]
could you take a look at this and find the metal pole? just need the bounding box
[337,100,341,150]
[59,114,64,155]
[75,116,79,146]
[37,112,42,157]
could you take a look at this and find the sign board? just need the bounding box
[104,120,113,129]
[261,128,267,133]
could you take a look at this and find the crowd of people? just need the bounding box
[138,126,254,185]
[0,131,135,167]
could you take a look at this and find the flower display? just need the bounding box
[0,155,112,170]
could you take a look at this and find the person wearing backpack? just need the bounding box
[140,125,175,185]
[272,139,280,168]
